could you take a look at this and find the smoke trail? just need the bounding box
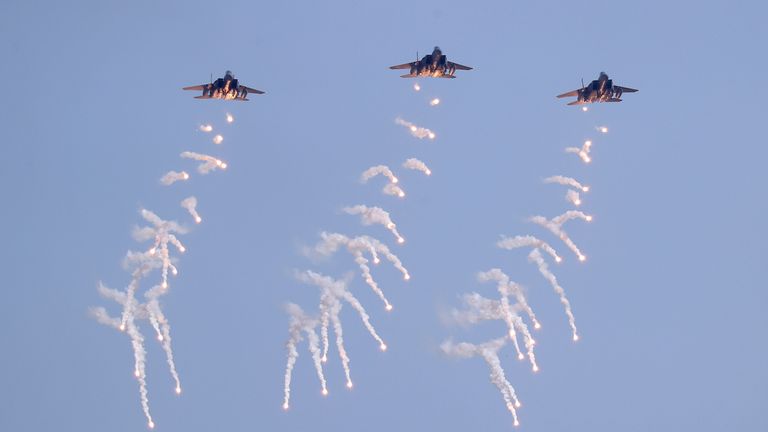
[383,183,406,198]
[342,205,405,244]
[160,170,190,186]
[402,158,432,176]
[477,268,540,330]
[529,211,592,262]
[282,303,327,409]
[565,140,592,163]
[566,189,582,206]
[213,135,224,145]
[441,338,522,426]
[180,196,202,224]
[145,285,182,395]
[360,165,399,184]
[133,209,187,289]
[528,249,578,341]
[199,124,213,132]
[497,235,562,263]
[543,175,590,193]
[395,117,436,140]
[180,151,228,174]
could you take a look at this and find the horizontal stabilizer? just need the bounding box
[390,62,415,70]
[605,98,622,102]
[194,95,211,99]
[400,74,417,78]
[438,75,457,79]
[567,100,586,106]
[615,86,638,93]
[557,89,580,98]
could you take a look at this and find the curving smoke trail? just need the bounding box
[402,158,432,176]
[477,268,540,331]
[360,165,399,184]
[342,205,405,244]
[160,170,190,186]
[132,209,187,289]
[180,196,202,224]
[180,151,228,174]
[282,303,327,410]
[382,183,406,198]
[294,271,388,392]
[497,235,562,263]
[307,232,410,310]
[529,211,592,262]
[543,175,590,193]
[144,285,182,395]
[528,248,579,341]
[565,140,592,163]
[395,117,436,140]
[442,338,522,426]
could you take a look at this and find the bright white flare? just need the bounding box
[597,126,608,133]
[180,151,228,174]
[413,83,421,92]
[497,235,562,263]
[282,303,327,410]
[342,205,405,243]
[160,171,190,186]
[402,158,432,176]
[383,183,406,198]
[180,196,202,224]
[213,135,224,145]
[199,124,213,133]
[395,117,436,140]
[543,175,590,193]
[565,140,592,163]
[430,98,440,106]
[226,113,234,123]
[360,165,399,184]
[566,189,582,206]
[442,338,522,426]
[581,106,588,112]
[528,248,578,340]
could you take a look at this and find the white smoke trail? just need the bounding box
[441,338,521,426]
[133,209,187,289]
[529,211,592,262]
[282,303,327,409]
[402,158,432,176]
[497,235,562,263]
[180,151,228,174]
[180,196,202,224]
[528,249,579,341]
[360,165,399,184]
[543,175,590,193]
[395,117,436,140]
[342,205,404,244]
[477,268,540,330]
[565,140,592,163]
[145,285,182,395]
[383,183,406,198]
[213,135,224,145]
[566,189,582,206]
[199,124,213,133]
[160,171,190,186]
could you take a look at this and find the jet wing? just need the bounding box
[557,89,580,98]
[390,62,416,70]
[183,84,207,91]
[567,100,587,106]
[447,61,472,71]
[614,85,638,93]
[194,95,212,99]
[240,86,265,95]
[438,75,457,79]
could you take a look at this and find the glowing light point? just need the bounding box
[534,322,541,330]
[134,369,140,378]
[175,386,182,394]
[397,237,405,244]
[428,132,436,139]
[425,169,432,176]
[182,172,190,180]
[148,421,155,429]
[533,365,539,372]
[581,106,588,112]
[583,186,590,192]
[178,246,186,253]
[586,215,593,222]
[162,281,168,289]
[574,200,581,206]
[157,335,164,341]
[226,113,234,123]
[391,177,399,184]
[398,191,405,198]
[346,381,353,389]
[514,420,520,427]
[585,140,592,147]
[573,334,580,342]
[555,256,563,263]
[119,324,126,332]
[515,401,521,408]
[195,216,202,224]
[385,304,393,312]
[410,126,417,132]
[213,135,224,145]
[373,258,381,264]
[148,248,156,255]
[282,403,289,411]
[404,274,411,281]
[579,255,587,262]
[171,268,178,275]
[199,124,213,132]
[413,83,421,91]
[517,353,525,360]
[322,388,328,396]
[430,98,440,106]
[321,356,328,363]
[600,126,608,133]
[380,343,388,351]
[220,162,228,169]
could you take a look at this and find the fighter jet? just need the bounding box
[389,46,472,79]
[557,72,637,105]
[183,71,265,101]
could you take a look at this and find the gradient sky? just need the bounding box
[1,1,766,431]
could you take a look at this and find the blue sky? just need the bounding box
[1,1,766,431]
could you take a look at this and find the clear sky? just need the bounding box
[1,1,766,431]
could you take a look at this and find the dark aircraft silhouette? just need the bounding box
[557,72,637,105]
[183,71,265,101]
[389,46,472,79]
